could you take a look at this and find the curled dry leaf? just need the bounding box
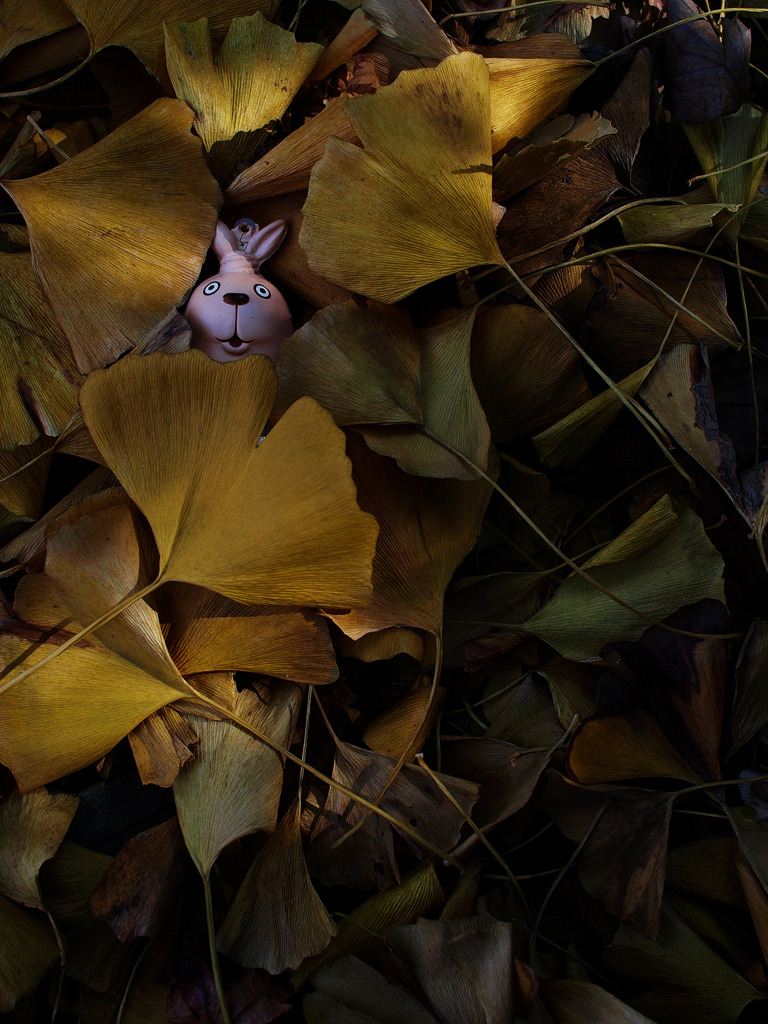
[292,861,443,988]
[226,95,360,203]
[2,98,221,372]
[0,0,76,64]
[300,51,503,302]
[80,351,378,609]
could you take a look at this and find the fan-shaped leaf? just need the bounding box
[165,13,322,179]
[2,98,221,372]
[218,800,336,972]
[300,51,503,302]
[80,350,378,607]
[173,681,303,878]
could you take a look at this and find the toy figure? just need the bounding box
[186,218,293,363]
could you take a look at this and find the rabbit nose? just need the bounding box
[223,292,250,306]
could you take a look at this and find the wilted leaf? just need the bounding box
[128,705,198,787]
[0,0,77,64]
[307,742,477,889]
[2,98,221,372]
[165,14,322,180]
[89,817,188,942]
[729,620,768,757]
[0,503,191,790]
[617,200,733,244]
[540,979,659,1024]
[278,301,489,479]
[307,955,437,1024]
[583,255,741,379]
[0,437,54,521]
[292,861,443,987]
[543,772,673,936]
[441,737,552,838]
[300,51,503,302]
[226,95,360,203]
[533,364,651,470]
[80,351,378,607]
[604,901,767,1024]
[493,113,615,201]
[386,915,517,1024]
[42,841,136,992]
[160,583,338,685]
[568,599,728,784]
[470,304,590,442]
[641,343,767,526]
[665,0,751,123]
[218,800,336,973]
[519,496,725,661]
[0,787,78,907]
[684,103,768,228]
[666,837,746,907]
[0,894,59,1013]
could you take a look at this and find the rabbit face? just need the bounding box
[187,217,293,363]
[186,268,293,363]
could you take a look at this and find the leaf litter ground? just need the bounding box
[2,1,768,1022]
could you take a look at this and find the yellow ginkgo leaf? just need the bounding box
[0,502,192,789]
[300,50,503,302]
[65,0,271,85]
[486,56,593,154]
[79,350,378,608]
[0,0,76,64]
[166,13,323,180]
[160,583,339,685]
[2,98,221,373]
[0,248,83,449]
[226,95,359,203]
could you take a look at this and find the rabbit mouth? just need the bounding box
[217,331,247,348]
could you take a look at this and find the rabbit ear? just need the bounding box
[212,220,239,261]
[242,219,287,270]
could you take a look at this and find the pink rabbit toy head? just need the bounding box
[186,218,293,363]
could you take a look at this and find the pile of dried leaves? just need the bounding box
[2,0,768,1021]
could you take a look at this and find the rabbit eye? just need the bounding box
[254,284,271,298]
[203,281,220,295]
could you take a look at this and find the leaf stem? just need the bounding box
[204,874,233,1024]
[0,579,162,697]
